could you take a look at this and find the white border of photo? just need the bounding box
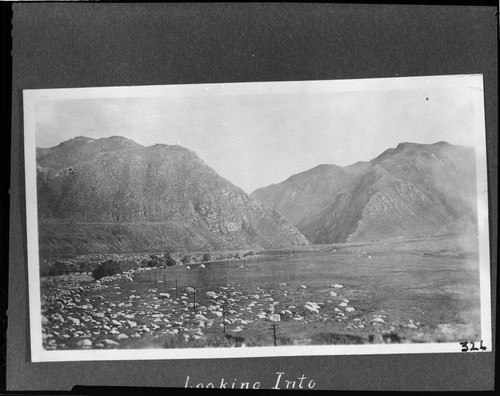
[23,75,492,362]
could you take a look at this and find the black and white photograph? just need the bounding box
[23,75,491,362]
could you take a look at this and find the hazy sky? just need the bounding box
[31,76,483,193]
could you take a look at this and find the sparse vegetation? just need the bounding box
[40,236,481,350]
[163,333,233,349]
[92,259,121,280]
[164,253,177,267]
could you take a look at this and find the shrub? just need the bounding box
[92,259,121,280]
[164,253,177,267]
[181,255,191,264]
[202,253,211,262]
[49,261,70,276]
[146,254,166,267]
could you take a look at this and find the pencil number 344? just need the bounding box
[460,341,487,352]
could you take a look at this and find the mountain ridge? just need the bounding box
[36,136,310,256]
[251,141,477,244]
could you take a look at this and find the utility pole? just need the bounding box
[269,323,279,346]
[222,303,227,333]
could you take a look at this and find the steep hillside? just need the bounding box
[251,164,354,225]
[36,136,310,256]
[253,142,478,244]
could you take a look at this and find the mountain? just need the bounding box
[36,136,310,256]
[251,142,478,244]
[251,164,353,225]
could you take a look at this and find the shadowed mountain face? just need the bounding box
[251,164,352,225]
[36,136,310,256]
[251,142,478,244]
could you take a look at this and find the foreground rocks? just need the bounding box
[40,255,466,350]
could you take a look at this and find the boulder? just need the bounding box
[103,339,120,346]
[76,339,92,347]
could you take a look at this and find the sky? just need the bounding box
[30,75,483,194]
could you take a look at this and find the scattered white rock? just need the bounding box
[117,333,129,340]
[345,307,355,312]
[51,313,64,322]
[304,302,320,314]
[103,339,120,346]
[67,317,80,326]
[305,302,320,310]
[77,339,92,347]
[332,284,344,289]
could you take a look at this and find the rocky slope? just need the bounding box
[36,136,310,256]
[251,142,478,244]
[251,164,353,225]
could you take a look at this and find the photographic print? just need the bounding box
[23,75,492,362]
